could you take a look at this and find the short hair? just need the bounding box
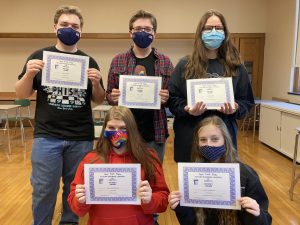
[54,5,84,28]
[129,10,157,32]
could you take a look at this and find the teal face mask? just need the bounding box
[201,28,225,50]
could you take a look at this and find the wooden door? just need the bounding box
[239,37,264,98]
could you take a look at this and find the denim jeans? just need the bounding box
[30,137,93,225]
[147,141,166,162]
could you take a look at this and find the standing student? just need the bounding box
[168,9,254,162]
[168,116,272,225]
[15,5,105,225]
[106,10,174,162]
[68,106,170,225]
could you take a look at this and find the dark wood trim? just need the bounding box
[0,32,265,40]
[0,33,196,39]
[0,92,36,101]
[230,33,265,38]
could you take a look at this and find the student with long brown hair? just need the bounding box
[168,9,254,163]
[68,106,169,225]
[168,116,272,225]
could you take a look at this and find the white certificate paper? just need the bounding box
[84,164,141,205]
[118,75,162,109]
[178,163,241,210]
[187,77,235,109]
[42,51,89,89]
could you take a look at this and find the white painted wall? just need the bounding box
[262,0,298,103]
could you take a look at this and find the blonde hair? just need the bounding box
[191,116,239,225]
[95,106,159,183]
[54,5,84,28]
[184,9,241,80]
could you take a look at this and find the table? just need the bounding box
[0,105,21,155]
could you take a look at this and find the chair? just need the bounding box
[8,99,34,145]
[14,99,34,128]
[289,127,300,200]
[240,101,261,142]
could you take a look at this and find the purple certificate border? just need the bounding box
[88,167,138,202]
[120,77,159,107]
[190,79,232,107]
[182,166,237,206]
[45,54,87,86]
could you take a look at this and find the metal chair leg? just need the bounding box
[289,131,300,200]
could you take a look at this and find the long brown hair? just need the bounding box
[191,116,239,225]
[184,9,241,80]
[95,106,159,183]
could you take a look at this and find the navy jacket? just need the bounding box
[174,163,272,225]
[168,57,254,162]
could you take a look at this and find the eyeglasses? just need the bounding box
[203,25,224,33]
[132,26,154,33]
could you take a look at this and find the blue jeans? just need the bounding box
[147,141,165,163]
[30,137,93,225]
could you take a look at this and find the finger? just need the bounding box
[140,180,150,187]
[169,197,180,205]
[245,208,260,216]
[170,200,180,209]
[76,193,85,198]
[184,106,190,112]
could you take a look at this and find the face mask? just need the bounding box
[57,27,80,46]
[132,31,153,48]
[104,130,128,149]
[201,28,225,50]
[198,145,226,161]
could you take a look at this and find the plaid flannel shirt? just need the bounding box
[106,47,174,143]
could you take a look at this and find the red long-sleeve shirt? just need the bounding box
[68,150,170,225]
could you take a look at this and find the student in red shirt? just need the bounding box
[68,106,170,225]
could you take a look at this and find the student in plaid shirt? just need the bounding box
[106,10,174,162]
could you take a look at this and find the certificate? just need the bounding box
[118,75,162,109]
[178,163,241,210]
[42,51,89,89]
[84,164,141,205]
[187,77,235,109]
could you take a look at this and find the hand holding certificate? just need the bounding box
[178,163,241,210]
[42,51,89,89]
[84,164,141,205]
[187,77,235,109]
[118,75,162,109]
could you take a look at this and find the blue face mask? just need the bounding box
[132,31,153,48]
[57,27,80,46]
[198,145,226,161]
[201,29,225,50]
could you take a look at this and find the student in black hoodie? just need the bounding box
[168,9,254,163]
[168,116,272,225]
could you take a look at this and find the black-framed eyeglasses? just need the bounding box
[132,26,154,33]
[203,25,224,33]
